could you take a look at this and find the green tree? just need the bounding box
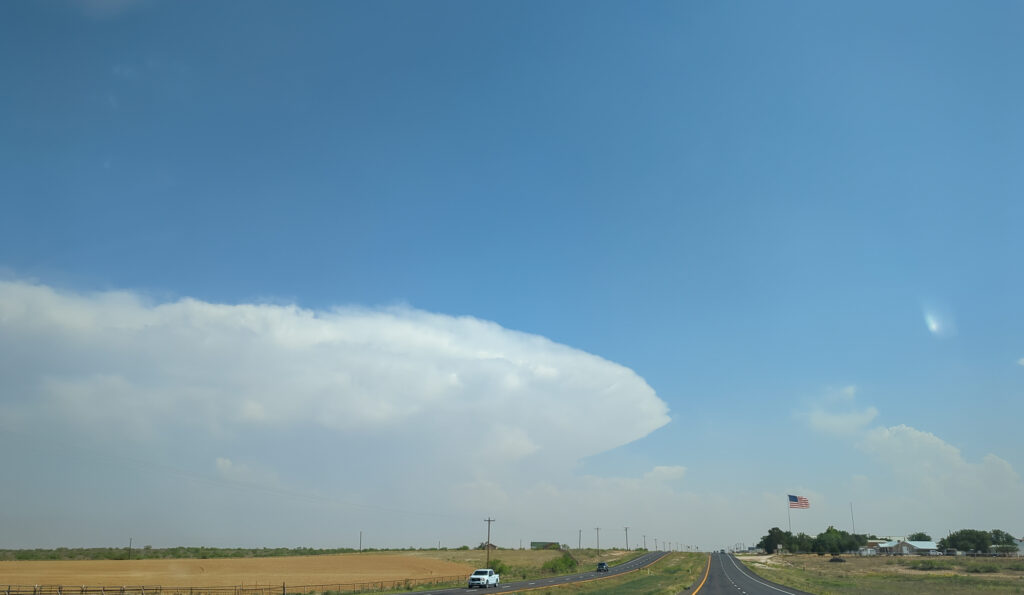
[938,529,992,553]
[757,527,791,554]
[990,530,1018,555]
[990,530,1016,546]
[813,526,844,554]
[789,532,814,553]
[810,526,866,554]
[907,532,932,541]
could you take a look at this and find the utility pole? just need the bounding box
[484,518,495,567]
[643,535,646,550]
[359,531,362,552]
[578,529,582,550]
[128,537,132,560]
[624,527,629,551]
[595,527,601,555]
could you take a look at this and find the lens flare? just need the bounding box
[922,305,955,338]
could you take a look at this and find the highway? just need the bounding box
[416,550,669,594]
[694,552,814,595]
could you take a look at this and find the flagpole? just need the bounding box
[788,501,792,533]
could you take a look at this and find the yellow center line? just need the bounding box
[690,555,711,594]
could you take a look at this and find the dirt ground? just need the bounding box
[0,553,475,587]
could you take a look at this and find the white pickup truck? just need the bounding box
[467,568,500,588]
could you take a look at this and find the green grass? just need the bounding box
[906,558,956,571]
[513,552,707,595]
[365,551,703,595]
[422,548,651,583]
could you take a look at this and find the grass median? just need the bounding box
[511,552,706,595]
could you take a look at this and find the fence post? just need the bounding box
[281,584,284,595]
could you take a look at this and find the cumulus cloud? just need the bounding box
[807,407,879,435]
[644,465,687,482]
[860,425,1020,489]
[858,424,1024,528]
[0,281,670,512]
[800,385,878,436]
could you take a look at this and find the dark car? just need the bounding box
[596,562,609,572]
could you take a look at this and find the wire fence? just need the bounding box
[1,576,467,595]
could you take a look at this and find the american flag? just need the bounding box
[788,494,810,509]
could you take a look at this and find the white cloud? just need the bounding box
[0,280,671,529]
[800,386,878,436]
[858,424,1024,528]
[643,466,687,481]
[1018,357,1024,367]
[807,406,879,435]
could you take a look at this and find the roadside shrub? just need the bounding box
[965,563,999,573]
[541,552,579,574]
[487,559,511,576]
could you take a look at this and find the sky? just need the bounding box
[1,0,1023,553]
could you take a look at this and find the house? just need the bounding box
[876,540,939,555]
[897,541,939,555]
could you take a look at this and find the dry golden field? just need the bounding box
[0,552,475,587]
[738,553,1024,594]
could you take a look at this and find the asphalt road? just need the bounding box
[694,552,814,595]
[416,550,669,594]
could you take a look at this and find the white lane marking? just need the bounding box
[723,554,801,595]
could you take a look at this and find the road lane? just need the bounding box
[693,553,814,595]
[416,550,669,594]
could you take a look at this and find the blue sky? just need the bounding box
[1,1,1022,551]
